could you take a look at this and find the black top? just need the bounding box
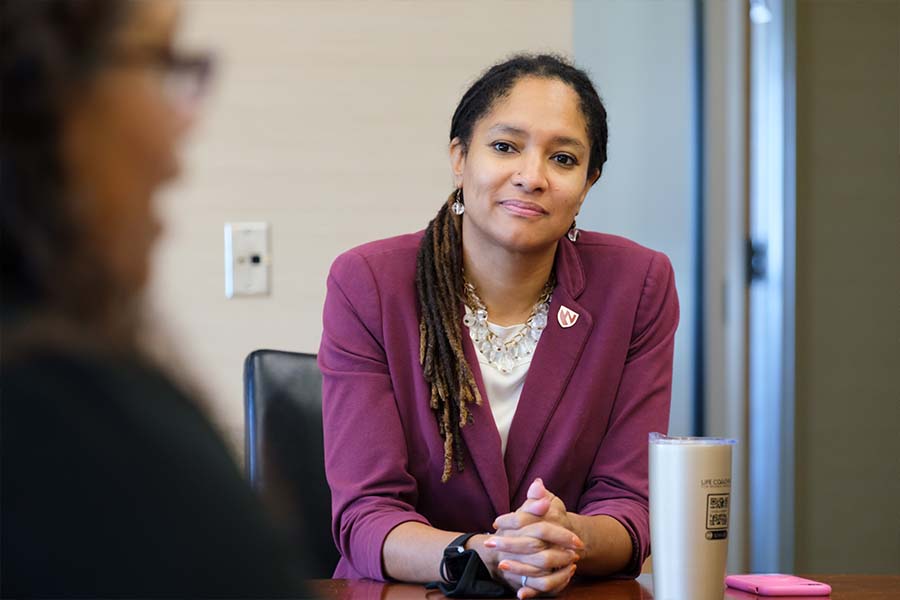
[1,348,309,598]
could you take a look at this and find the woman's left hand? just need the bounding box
[487,479,585,598]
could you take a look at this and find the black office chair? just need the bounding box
[244,349,340,578]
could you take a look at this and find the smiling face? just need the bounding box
[450,76,598,257]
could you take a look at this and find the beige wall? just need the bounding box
[795,0,900,573]
[150,1,573,449]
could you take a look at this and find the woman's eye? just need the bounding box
[492,142,514,153]
[553,154,577,166]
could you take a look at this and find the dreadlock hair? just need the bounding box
[416,54,609,482]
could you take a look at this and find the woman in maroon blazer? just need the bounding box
[319,54,678,597]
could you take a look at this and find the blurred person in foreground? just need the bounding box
[0,0,306,596]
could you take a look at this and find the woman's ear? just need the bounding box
[449,137,466,188]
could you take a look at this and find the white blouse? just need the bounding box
[472,319,536,455]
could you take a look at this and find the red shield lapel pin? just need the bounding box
[557,305,580,329]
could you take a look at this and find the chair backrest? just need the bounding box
[243,349,339,578]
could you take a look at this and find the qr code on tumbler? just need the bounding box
[706,494,729,530]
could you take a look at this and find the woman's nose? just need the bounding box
[510,152,548,193]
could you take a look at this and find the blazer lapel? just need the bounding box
[503,240,593,503]
[459,326,511,517]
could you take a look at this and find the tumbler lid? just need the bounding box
[649,432,737,445]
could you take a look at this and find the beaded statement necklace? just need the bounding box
[462,273,556,374]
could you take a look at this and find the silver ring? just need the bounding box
[521,575,528,588]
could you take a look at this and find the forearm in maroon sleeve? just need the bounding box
[319,251,430,580]
[576,251,679,577]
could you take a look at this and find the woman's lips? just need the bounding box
[499,200,548,217]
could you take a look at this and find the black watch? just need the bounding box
[427,532,509,598]
[440,532,479,582]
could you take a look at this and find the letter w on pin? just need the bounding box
[557,306,580,328]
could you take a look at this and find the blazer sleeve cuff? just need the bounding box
[353,510,432,581]
[579,499,648,579]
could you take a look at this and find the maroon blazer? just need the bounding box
[319,231,678,581]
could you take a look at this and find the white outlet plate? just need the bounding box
[224,222,270,298]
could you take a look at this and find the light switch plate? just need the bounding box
[224,222,270,298]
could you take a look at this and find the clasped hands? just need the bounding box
[482,478,584,599]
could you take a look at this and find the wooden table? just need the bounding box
[310,574,900,599]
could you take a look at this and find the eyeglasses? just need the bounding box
[106,46,216,112]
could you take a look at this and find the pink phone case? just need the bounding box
[725,574,832,596]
